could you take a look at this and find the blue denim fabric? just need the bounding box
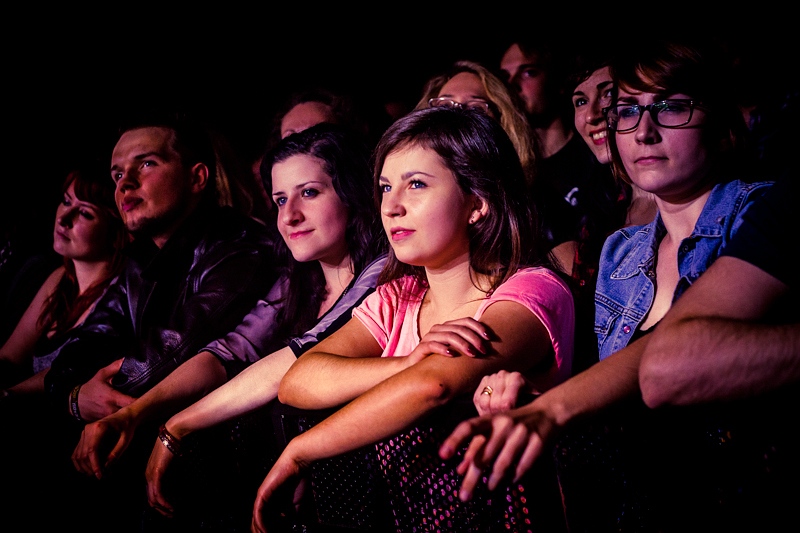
[595,179,773,359]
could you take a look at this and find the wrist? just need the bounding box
[69,385,83,422]
[158,424,184,457]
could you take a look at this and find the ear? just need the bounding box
[189,162,210,194]
[468,196,490,225]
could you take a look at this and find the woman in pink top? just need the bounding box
[251,107,575,533]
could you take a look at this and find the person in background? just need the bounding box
[414,59,539,185]
[497,32,619,275]
[251,107,574,533]
[442,37,773,532]
[1,163,127,396]
[70,124,387,532]
[566,42,658,373]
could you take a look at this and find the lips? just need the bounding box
[389,227,414,241]
[119,196,142,212]
[589,130,607,145]
[54,230,69,241]
[289,229,313,240]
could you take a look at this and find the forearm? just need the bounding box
[287,356,465,463]
[279,351,410,409]
[167,347,296,439]
[123,351,227,427]
[7,368,47,395]
[525,343,643,429]
[641,318,800,407]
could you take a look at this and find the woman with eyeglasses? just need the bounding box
[414,60,540,186]
[441,37,773,531]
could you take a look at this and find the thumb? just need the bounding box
[100,358,125,379]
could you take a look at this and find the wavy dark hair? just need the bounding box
[39,166,127,337]
[372,106,551,293]
[607,38,752,186]
[260,123,386,338]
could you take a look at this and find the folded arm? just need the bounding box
[640,256,798,407]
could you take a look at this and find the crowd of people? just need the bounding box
[1,32,798,533]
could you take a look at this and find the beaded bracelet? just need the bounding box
[158,424,183,457]
[69,385,83,422]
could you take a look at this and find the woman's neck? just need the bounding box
[422,254,490,322]
[655,186,714,243]
[72,259,115,295]
[318,255,354,318]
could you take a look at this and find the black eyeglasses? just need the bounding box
[428,97,492,114]
[604,99,704,133]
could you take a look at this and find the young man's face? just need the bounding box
[110,126,202,247]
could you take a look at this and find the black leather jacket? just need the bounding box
[44,205,280,406]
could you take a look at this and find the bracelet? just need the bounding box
[69,385,83,422]
[158,424,183,457]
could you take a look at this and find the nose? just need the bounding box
[57,206,76,228]
[280,197,303,227]
[635,110,661,144]
[587,100,605,125]
[380,189,405,219]
[116,169,139,194]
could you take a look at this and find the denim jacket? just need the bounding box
[594,179,773,359]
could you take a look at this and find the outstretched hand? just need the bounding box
[251,448,309,533]
[72,408,137,479]
[77,358,135,422]
[438,404,558,502]
[146,434,178,518]
[407,317,492,365]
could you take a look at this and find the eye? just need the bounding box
[601,88,614,105]
[409,180,426,189]
[618,105,640,119]
[111,172,122,183]
[273,196,287,207]
[573,97,587,109]
[301,188,319,198]
[61,195,72,206]
[521,68,540,79]
[379,184,391,194]
[79,210,96,220]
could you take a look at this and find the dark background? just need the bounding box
[7,11,798,253]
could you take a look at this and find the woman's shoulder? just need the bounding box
[494,267,573,299]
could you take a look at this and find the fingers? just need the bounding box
[428,320,491,356]
[146,442,175,518]
[439,418,487,460]
[473,371,530,416]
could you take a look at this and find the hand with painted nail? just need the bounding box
[406,317,492,365]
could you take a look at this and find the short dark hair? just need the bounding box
[116,112,219,204]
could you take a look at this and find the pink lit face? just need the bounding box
[572,66,614,164]
[111,126,198,245]
[271,154,350,267]
[614,87,711,201]
[436,72,496,119]
[53,181,115,262]
[379,145,476,271]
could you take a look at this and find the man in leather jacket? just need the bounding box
[2,115,279,532]
[43,115,279,419]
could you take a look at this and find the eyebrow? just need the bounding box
[110,150,166,171]
[379,170,436,183]
[271,180,328,196]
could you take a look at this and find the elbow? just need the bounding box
[639,349,681,409]
[414,374,460,410]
